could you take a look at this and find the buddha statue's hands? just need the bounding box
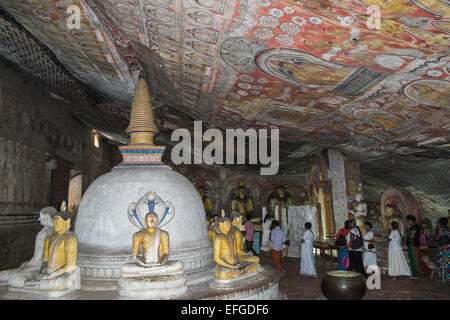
[158,254,169,265]
[38,261,48,275]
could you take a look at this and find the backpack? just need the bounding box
[335,229,347,246]
[351,228,363,250]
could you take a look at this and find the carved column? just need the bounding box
[328,149,348,233]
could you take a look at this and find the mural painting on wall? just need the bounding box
[380,188,422,237]
[230,182,254,218]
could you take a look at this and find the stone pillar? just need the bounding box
[328,149,348,232]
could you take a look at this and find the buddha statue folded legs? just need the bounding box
[7,211,81,297]
[213,217,259,280]
[119,194,187,298]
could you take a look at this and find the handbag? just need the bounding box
[342,256,350,269]
[368,242,375,250]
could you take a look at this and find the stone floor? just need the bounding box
[259,252,450,300]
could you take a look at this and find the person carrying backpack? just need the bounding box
[347,219,368,277]
[335,220,351,270]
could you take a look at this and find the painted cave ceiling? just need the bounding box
[0,0,449,180]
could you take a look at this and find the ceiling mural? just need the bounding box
[0,0,448,152]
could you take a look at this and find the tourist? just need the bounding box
[346,219,367,277]
[363,221,377,270]
[261,214,272,252]
[335,220,351,270]
[405,215,433,278]
[244,214,258,256]
[300,222,317,278]
[435,217,450,283]
[388,221,411,278]
[270,220,286,276]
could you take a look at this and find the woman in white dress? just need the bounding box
[388,221,411,277]
[261,214,272,252]
[300,222,317,278]
[363,221,377,269]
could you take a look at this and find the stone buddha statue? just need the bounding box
[382,203,405,236]
[197,186,213,216]
[132,212,170,266]
[7,211,81,296]
[348,184,368,228]
[270,186,293,214]
[230,212,260,265]
[0,207,57,284]
[230,182,254,216]
[213,217,258,280]
[119,192,186,298]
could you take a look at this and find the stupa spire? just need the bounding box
[114,76,167,169]
[127,78,159,145]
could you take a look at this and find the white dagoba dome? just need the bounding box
[74,78,214,284]
[75,167,214,284]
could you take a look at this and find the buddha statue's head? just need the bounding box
[318,170,323,181]
[53,211,71,235]
[230,211,242,227]
[385,203,394,216]
[278,187,286,199]
[237,182,246,199]
[218,217,231,234]
[39,207,57,228]
[145,212,159,230]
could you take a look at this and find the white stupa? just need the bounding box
[74,78,214,285]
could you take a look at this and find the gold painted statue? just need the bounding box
[382,204,405,236]
[132,212,169,266]
[8,211,81,294]
[213,217,258,280]
[230,212,260,265]
[270,186,293,214]
[230,182,254,216]
[198,186,213,216]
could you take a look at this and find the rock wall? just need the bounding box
[0,60,115,270]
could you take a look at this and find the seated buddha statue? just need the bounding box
[230,182,254,216]
[382,203,405,236]
[230,212,260,265]
[119,193,186,298]
[122,212,183,275]
[197,186,213,216]
[8,211,80,294]
[270,186,293,214]
[213,217,258,280]
[0,207,57,284]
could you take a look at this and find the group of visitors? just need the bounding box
[264,213,449,284]
[334,215,449,283]
[265,215,317,278]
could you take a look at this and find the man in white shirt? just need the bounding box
[270,220,286,276]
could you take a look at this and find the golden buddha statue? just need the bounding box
[382,203,405,236]
[213,217,258,280]
[269,186,293,214]
[230,182,254,216]
[9,211,81,294]
[197,186,213,216]
[132,212,169,266]
[230,212,260,265]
